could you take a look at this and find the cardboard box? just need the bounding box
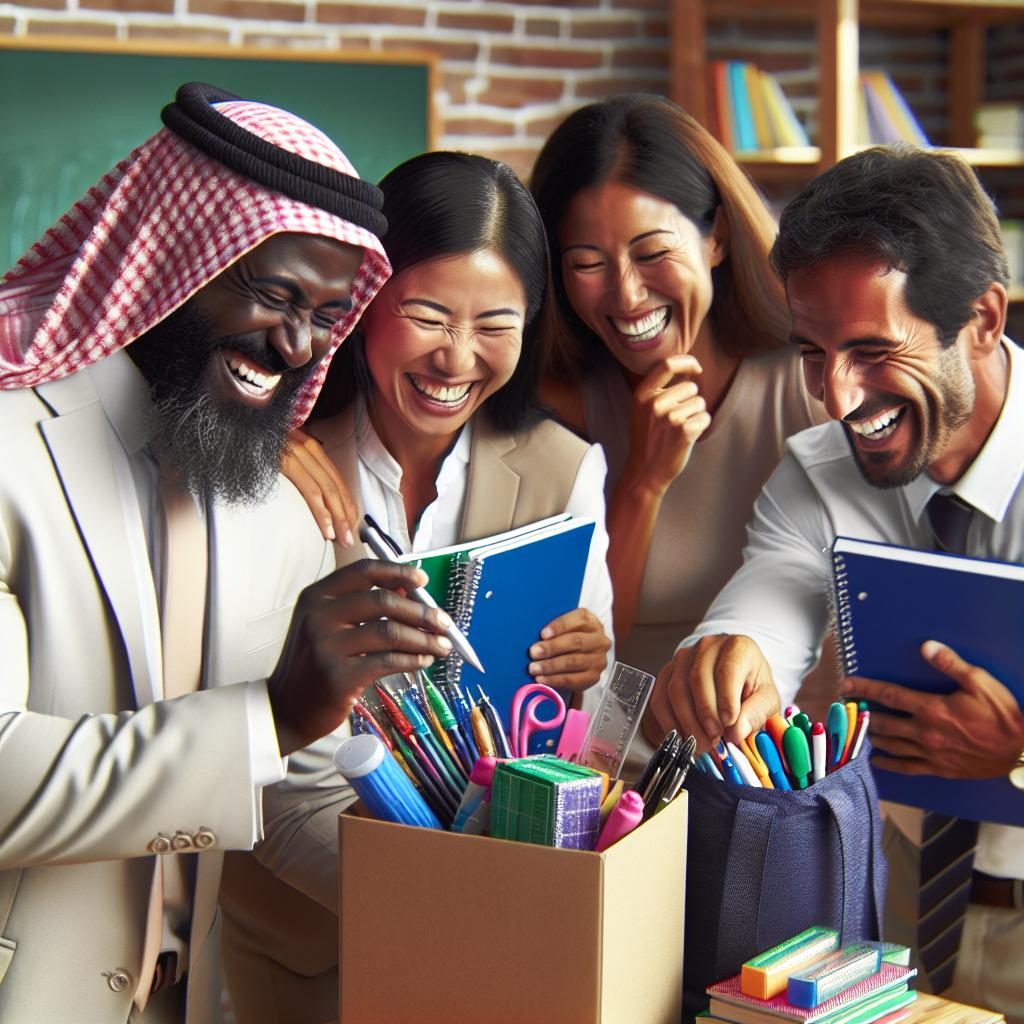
[338,792,687,1024]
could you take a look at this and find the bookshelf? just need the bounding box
[668,0,1024,326]
[670,0,1024,167]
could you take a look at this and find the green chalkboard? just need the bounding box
[0,42,434,268]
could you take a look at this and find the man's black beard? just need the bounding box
[127,304,315,507]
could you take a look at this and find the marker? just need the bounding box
[826,702,848,773]
[726,740,763,787]
[359,516,485,673]
[811,721,827,783]
[783,726,812,789]
[595,790,645,851]
[848,709,871,762]
[698,751,724,780]
[784,704,801,724]
[765,713,789,760]
[741,733,774,788]
[714,739,745,786]
[755,731,792,790]
[840,701,858,765]
[792,712,813,745]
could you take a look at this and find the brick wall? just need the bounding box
[0,0,670,181]
[2,1,1021,182]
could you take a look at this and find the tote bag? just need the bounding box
[681,745,886,1021]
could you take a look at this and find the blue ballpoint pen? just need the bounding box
[359,516,485,674]
[698,752,724,781]
[754,730,793,791]
[714,739,745,785]
[446,681,480,764]
[397,689,468,795]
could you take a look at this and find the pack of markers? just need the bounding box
[691,701,870,791]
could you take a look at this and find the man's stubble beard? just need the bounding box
[127,303,317,507]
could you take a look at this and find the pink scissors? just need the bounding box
[510,683,567,758]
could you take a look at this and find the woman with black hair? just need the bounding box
[288,150,614,693]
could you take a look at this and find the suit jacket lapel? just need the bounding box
[204,498,245,689]
[461,419,520,538]
[37,373,162,707]
[313,406,370,571]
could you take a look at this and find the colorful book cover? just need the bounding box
[708,963,916,1023]
[744,63,774,149]
[728,60,758,152]
[832,535,1024,826]
[861,70,929,146]
[709,59,735,152]
[760,72,810,147]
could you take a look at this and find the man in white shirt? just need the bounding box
[649,146,1024,1020]
[0,84,452,1023]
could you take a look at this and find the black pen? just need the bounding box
[647,734,697,813]
[632,729,677,798]
[359,515,485,674]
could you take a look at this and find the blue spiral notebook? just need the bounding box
[443,516,596,755]
[831,535,1024,826]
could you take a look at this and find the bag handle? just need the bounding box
[716,798,777,975]
[819,764,885,940]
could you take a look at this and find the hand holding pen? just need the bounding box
[266,559,454,756]
[644,634,782,751]
[359,515,485,674]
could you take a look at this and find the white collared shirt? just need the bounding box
[686,339,1024,877]
[353,397,615,677]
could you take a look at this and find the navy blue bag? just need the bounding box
[681,745,887,1022]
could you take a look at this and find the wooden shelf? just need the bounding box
[670,0,1024,164]
[1009,285,1024,303]
[734,146,822,165]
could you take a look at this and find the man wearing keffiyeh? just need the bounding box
[0,84,452,1023]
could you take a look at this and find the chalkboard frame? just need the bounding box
[0,36,438,267]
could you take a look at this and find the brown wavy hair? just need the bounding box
[530,93,789,380]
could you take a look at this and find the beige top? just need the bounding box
[581,344,826,679]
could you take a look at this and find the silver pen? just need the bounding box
[358,516,485,674]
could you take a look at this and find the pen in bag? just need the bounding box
[713,739,744,786]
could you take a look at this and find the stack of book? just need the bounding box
[975,101,1024,151]
[857,70,930,147]
[700,926,917,1024]
[706,59,811,154]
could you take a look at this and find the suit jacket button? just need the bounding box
[194,828,215,849]
[171,832,194,851]
[148,835,172,854]
[107,969,132,992]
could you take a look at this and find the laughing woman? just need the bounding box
[290,150,614,694]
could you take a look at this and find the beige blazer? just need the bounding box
[218,404,592,1023]
[0,365,332,1024]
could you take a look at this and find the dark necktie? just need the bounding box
[916,491,979,994]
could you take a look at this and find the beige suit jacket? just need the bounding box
[0,365,332,1023]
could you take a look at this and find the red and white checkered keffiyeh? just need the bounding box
[0,99,390,425]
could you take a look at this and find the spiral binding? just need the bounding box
[831,552,860,676]
[437,555,484,687]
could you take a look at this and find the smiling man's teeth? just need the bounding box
[849,407,903,438]
[611,307,669,343]
[409,376,472,405]
[228,356,281,392]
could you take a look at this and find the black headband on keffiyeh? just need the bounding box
[161,83,387,238]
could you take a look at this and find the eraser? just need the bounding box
[787,943,882,1007]
[740,925,840,1000]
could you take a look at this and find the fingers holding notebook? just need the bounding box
[527,607,612,691]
